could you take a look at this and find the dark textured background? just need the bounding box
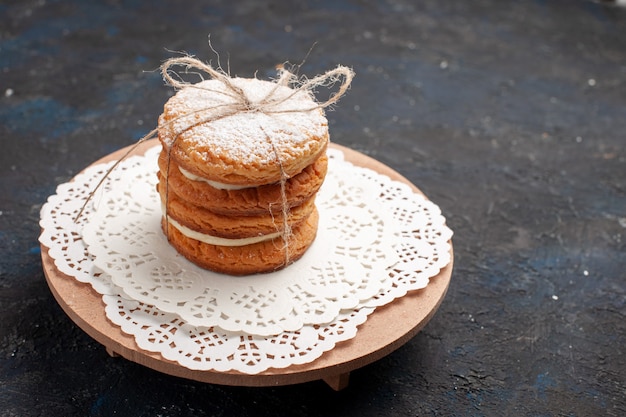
[1,1,625,416]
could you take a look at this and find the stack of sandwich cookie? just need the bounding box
[157,76,329,275]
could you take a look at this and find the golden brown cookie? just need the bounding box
[158,77,329,187]
[158,178,317,239]
[157,148,328,216]
[161,208,319,275]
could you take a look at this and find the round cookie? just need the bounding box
[161,208,320,275]
[158,179,317,239]
[157,148,328,216]
[158,77,329,187]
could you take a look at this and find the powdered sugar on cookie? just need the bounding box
[159,78,329,185]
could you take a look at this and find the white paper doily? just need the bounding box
[39,144,453,374]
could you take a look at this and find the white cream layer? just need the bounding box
[179,166,250,190]
[166,215,282,247]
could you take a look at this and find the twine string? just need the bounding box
[75,54,354,268]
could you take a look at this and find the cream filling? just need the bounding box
[178,166,250,190]
[166,215,282,247]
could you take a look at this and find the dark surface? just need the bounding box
[1,0,625,416]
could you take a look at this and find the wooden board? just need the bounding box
[41,140,453,390]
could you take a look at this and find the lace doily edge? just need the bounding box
[38,141,454,378]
